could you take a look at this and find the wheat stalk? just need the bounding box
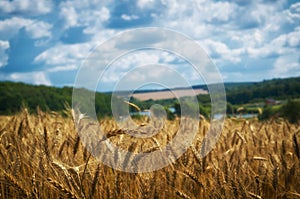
[176,190,191,199]
[47,177,79,199]
[90,164,101,199]
[2,170,29,197]
[293,133,299,159]
[248,192,262,199]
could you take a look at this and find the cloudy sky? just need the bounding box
[0,0,299,91]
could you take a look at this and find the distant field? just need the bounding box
[131,88,208,100]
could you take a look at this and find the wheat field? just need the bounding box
[0,108,299,199]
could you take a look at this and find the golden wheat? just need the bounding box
[0,109,299,198]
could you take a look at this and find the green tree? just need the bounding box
[281,99,300,124]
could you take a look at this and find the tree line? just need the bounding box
[0,77,300,122]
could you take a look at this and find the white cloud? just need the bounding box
[246,27,300,59]
[88,32,215,88]
[137,0,151,8]
[202,39,244,63]
[137,0,169,15]
[0,0,299,89]
[287,2,300,24]
[47,65,78,73]
[59,0,110,30]
[121,14,139,21]
[137,0,156,9]
[89,29,116,44]
[34,43,92,69]
[156,0,291,53]
[0,17,52,40]
[0,17,32,39]
[115,51,161,69]
[269,27,300,49]
[25,21,52,39]
[6,71,51,86]
[77,41,191,90]
[100,50,177,84]
[0,40,10,68]
[156,0,237,34]
[194,0,237,23]
[111,64,192,91]
[59,6,78,29]
[0,0,53,15]
[287,27,300,47]
[272,55,300,78]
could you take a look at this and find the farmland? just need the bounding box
[0,108,299,198]
[130,88,208,101]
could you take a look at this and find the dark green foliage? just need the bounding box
[259,99,300,123]
[258,106,276,121]
[0,81,113,117]
[165,107,175,120]
[129,97,179,111]
[0,82,68,113]
[281,99,300,124]
[173,98,200,118]
[226,77,300,104]
[1,76,300,121]
[199,103,210,118]
[226,103,235,115]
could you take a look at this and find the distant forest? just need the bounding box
[0,76,300,117]
[0,82,112,117]
[225,77,300,104]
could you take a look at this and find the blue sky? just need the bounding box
[0,0,299,91]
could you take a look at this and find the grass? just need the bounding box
[0,108,299,198]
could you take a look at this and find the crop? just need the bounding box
[0,108,299,198]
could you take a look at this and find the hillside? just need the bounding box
[0,81,113,117]
[225,77,300,104]
[117,77,300,103]
[0,76,299,116]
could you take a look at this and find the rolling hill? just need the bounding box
[0,76,299,115]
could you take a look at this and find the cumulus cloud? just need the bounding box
[76,27,223,90]
[286,27,300,47]
[194,0,237,23]
[0,0,299,87]
[94,50,179,85]
[1,71,51,86]
[245,27,300,60]
[47,65,78,73]
[110,64,193,91]
[0,40,10,68]
[59,6,78,29]
[34,43,92,71]
[121,14,139,21]
[137,0,155,9]
[202,39,244,64]
[0,0,53,15]
[0,17,52,40]
[287,2,300,24]
[272,54,300,77]
[59,0,110,30]
[0,17,32,39]
[25,21,52,39]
